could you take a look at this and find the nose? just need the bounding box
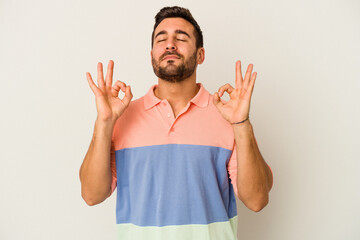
[165,39,177,51]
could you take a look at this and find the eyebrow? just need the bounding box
[154,29,191,39]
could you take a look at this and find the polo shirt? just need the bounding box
[109,82,240,240]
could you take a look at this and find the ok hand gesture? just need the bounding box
[86,60,133,123]
[213,60,257,124]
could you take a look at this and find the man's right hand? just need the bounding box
[86,60,133,123]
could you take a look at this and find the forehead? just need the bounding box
[154,17,195,36]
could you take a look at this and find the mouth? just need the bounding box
[162,55,180,61]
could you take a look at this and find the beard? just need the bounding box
[152,50,197,83]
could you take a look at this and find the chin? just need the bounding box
[161,62,177,70]
[163,59,177,65]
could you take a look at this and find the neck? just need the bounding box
[154,72,200,112]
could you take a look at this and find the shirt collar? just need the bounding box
[144,82,210,110]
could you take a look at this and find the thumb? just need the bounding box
[213,92,224,110]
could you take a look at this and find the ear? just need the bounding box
[197,48,205,64]
[150,50,153,63]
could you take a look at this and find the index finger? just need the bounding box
[86,72,101,96]
[105,60,114,88]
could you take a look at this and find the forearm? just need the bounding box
[233,121,273,211]
[79,119,115,206]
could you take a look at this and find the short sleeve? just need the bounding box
[108,140,117,196]
[227,142,239,199]
[226,136,273,200]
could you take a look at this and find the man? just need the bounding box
[80,6,273,240]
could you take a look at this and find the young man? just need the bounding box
[80,6,273,240]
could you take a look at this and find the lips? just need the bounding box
[160,51,182,61]
[162,55,180,61]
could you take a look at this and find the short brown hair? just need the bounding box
[151,6,203,49]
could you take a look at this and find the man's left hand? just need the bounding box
[213,60,257,124]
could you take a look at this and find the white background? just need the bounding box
[1,0,359,239]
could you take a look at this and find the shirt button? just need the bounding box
[162,102,166,105]
[167,113,171,117]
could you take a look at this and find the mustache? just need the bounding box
[160,51,183,61]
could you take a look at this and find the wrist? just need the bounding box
[232,120,253,136]
[231,116,249,125]
[95,118,116,134]
[96,116,118,126]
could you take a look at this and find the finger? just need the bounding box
[243,64,253,91]
[111,83,120,98]
[218,83,234,97]
[111,80,126,97]
[213,92,224,110]
[122,85,133,106]
[97,62,105,89]
[235,60,243,89]
[105,60,114,88]
[86,72,101,96]
[247,72,257,96]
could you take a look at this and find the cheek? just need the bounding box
[179,45,195,55]
[152,49,163,59]
[151,53,159,63]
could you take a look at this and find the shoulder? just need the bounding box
[112,97,144,133]
[124,97,144,112]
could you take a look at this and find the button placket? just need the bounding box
[159,100,175,128]
[168,103,193,135]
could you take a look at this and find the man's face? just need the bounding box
[151,18,203,83]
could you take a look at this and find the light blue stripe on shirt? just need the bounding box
[115,144,237,227]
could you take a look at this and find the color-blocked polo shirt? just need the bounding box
[110,82,240,240]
